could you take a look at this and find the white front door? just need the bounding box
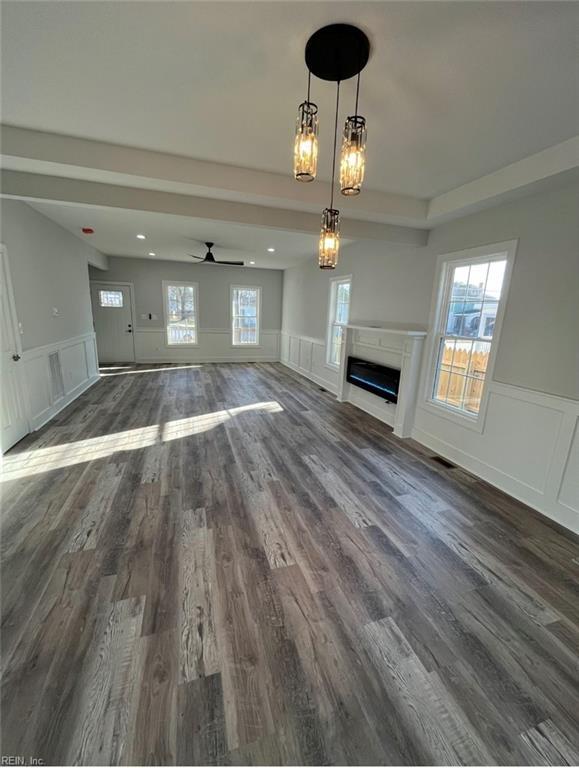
[90,282,136,363]
[0,246,29,452]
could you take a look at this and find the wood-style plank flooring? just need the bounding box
[1,362,579,766]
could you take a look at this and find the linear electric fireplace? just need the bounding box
[346,356,401,404]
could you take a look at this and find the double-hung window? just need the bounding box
[231,286,260,345]
[429,242,514,423]
[163,281,198,345]
[327,276,351,367]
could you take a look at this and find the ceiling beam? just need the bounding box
[0,170,428,246]
[0,125,429,227]
[427,136,579,222]
[2,125,576,234]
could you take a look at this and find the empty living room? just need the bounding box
[1,1,578,766]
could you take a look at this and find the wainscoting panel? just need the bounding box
[413,382,579,533]
[558,418,579,515]
[21,332,99,431]
[282,331,578,533]
[133,328,280,363]
[280,332,339,393]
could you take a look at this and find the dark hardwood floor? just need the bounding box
[1,362,578,766]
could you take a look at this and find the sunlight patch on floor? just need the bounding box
[1,401,283,481]
[100,364,203,376]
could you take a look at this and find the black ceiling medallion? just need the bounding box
[293,24,371,270]
[305,23,370,83]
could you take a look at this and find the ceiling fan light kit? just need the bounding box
[293,23,371,270]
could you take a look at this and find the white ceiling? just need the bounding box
[3,1,577,199]
[28,200,344,269]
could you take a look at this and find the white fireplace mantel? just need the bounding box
[336,322,427,438]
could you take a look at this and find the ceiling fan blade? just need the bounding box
[216,260,245,266]
[188,253,205,261]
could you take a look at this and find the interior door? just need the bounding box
[0,246,29,452]
[90,282,135,363]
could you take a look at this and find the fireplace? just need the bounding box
[346,356,401,404]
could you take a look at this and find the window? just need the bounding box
[231,286,260,345]
[327,276,351,367]
[430,243,514,422]
[99,290,123,308]
[163,282,198,345]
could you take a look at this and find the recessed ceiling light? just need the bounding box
[136,233,146,240]
[148,251,156,256]
[267,247,275,252]
[250,261,255,265]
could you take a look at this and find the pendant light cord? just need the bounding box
[355,72,360,118]
[330,80,340,210]
[307,70,311,103]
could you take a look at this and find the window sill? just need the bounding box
[231,343,262,348]
[165,342,199,348]
[421,397,486,433]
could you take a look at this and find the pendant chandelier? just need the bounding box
[319,82,341,269]
[293,24,370,269]
[293,72,318,182]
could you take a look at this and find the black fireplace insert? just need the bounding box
[346,356,400,404]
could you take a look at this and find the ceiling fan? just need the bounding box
[188,242,244,266]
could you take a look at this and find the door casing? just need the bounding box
[0,244,30,452]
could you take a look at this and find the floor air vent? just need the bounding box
[431,455,456,469]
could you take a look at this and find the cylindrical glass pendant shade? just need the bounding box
[340,115,367,196]
[294,101,319,182]
[319,208,340,269]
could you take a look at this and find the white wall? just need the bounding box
[89,256,283,363]
[282,241,436,340]
[0,200,102,432]
[426,182,579,400]
[281,241,436,391]
[1,199,103,350]
[413,181,579,532]
[281,182,579,532]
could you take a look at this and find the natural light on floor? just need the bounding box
[0,401,283,481]
[99,364,203,376]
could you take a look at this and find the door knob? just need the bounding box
[12,354,21,361]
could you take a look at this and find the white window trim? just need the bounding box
[422,240,517,433]
[230,285,261,347]
[162,280,199,347]
[326,274,353,369]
